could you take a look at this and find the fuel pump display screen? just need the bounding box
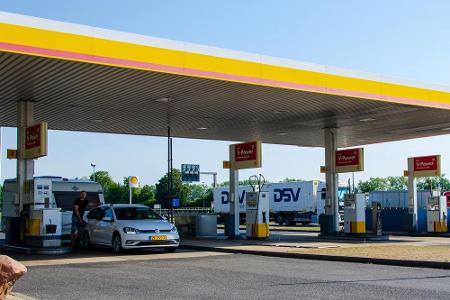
[428,197,439,210]
[246,192,258,208]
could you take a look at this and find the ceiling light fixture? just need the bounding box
[91,119,104,123]
[155,97,171,103]
[359,118,376,122]
[196,127,208,130]
[273,109,289,114]
[278,132,288,136]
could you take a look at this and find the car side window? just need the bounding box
[96,208,106,221]
[87,208,99,220]
[104,208,114,220]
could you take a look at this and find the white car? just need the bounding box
[81,204,179,253]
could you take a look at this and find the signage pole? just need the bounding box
[129,187,132,204]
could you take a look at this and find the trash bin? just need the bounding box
[4,217,23,246]
[195,214,217,238]
[319,214,333,235]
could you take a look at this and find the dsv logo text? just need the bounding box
[221,191,246,204]
[273,188,301,202]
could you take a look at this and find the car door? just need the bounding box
[86,208,102,244]
[96,207,115,245]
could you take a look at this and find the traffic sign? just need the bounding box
[181,164,200,182]
[172,197,180,208]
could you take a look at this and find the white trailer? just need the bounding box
[2,176,104,236]
[213,181,326,225]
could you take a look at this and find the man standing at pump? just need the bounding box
[71,190,96,247]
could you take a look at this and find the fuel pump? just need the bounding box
[245,175,269,239]
[427,195,448,233]
[344,193,366,234]
[371,201,382,236]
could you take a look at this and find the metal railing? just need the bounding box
[156,207,214,217]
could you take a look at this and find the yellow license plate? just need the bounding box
[151,235,167,241]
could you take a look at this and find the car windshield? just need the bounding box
[114,207,162,220]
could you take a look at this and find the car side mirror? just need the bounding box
[102,217,113,222]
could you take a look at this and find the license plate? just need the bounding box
[151,235,167,241]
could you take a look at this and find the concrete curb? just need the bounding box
[180,244,450,270]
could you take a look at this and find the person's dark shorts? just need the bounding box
[71,216,85,234]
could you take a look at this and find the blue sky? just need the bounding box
[1,1,450,186]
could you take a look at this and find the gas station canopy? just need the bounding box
[1,11,450,147]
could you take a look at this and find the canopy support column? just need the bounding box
[407,157,418,232]
[16,100,35,216]
[324,128,339,233]
[229,144,240,238]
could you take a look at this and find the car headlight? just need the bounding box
[170,226,177,233]
[123,227,140,234]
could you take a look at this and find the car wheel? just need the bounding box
[81,231,92,249]
[164,247,177,253]
[112,233,123,254]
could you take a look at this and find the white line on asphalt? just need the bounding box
[20,251,233,267]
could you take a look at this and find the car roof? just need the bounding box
[102,204,148,208]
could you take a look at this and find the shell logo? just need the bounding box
[128,176,139,188]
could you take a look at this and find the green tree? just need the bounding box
[417,175,450,191]
[386,176,408,191]
[217,178,271,187]
[155,169,189,208]
[357,177,388,193]
[280,178,303,183]
[184,184,213,207]
[137,184,156,206]
[90,171,115,193]
[106,182,126,204]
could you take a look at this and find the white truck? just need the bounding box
[213,181,326,225]
[2,176,105,237]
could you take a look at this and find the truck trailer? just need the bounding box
[213,181,326,225]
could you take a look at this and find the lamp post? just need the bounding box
[91,162,96,181]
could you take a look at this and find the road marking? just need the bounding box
[19,251,232,267]
[6,292,38,300]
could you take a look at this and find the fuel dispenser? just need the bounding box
[344,193,366,234]
[427,196,448,233]
[245,174,269,239]
[371,201,382,236]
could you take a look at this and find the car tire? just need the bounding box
[81,231,92,249]
[112,233,123,254]
[164,247,177,253]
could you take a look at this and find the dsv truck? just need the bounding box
[214,181,326,225]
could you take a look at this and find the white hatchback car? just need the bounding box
[81,204,179,253]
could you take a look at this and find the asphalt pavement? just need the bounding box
[12,251,450,299]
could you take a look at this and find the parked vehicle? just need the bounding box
[81,204,179,253]
[214,181,326,225]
